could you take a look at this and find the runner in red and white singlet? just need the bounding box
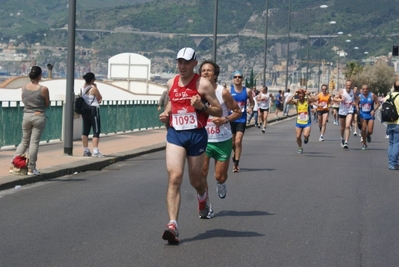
[159,47,222,244]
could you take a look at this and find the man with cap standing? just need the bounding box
[159,47,222,243]
[229,70,255,172]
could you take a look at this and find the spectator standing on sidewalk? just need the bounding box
[274,90,283,118]
[199,60,241,200]
[159,47,222,243]
[81,72,104,157]
[283,88,292,116]
[385,81,399,170]
[229,70,255,172]
[11,66,49,176]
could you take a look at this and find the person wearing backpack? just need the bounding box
[385,81,399,170]
[81,72,103,157]
[356,84,380,150]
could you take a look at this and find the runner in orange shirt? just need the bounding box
[315,84,331,141]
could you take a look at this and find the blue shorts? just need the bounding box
[359,113,375,121]
[296,122,311,129]
[167,127,207,156]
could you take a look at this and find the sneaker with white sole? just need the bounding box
[319,135,324,142]
[162,222,179,244]
[343,142,348,149]
[298,147,303,154]
[27,169,40,176]
[262,127,265,133]
[92,151,104,158]
[83,150,92,157]
[198,191,213,219]
[353,132,357,136]
[216,181,227,199]
[367,135,371,143]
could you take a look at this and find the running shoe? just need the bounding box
[199,205,214,219]
[198,191,212,219]
[367,135,371,143]
[360,137,363,143]
[216,181,227,199]
[162,222,179,244]
[319,136,324,142]
[353,132,357,136]
[341,139,345,147]
[343,142,349,149]
[83,150,92,157]
[362,145,367,150]
[298,148,303,154]
[257,125,261,129]
[232,164,240,173]
[385,135,389,139]
[304,136,309,144]
[262,128,265,133]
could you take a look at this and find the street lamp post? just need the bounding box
[336,31,343,90]
[284,0,292,92]
[306,4,328,91]
[64,0,76,155]
[212,0,218,63]
[263,0,269,86]
[317,5,329,93]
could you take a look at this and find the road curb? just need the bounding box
[0,143,166,191]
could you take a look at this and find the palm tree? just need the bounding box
[343,61,363,84]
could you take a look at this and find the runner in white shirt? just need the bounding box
[334,80,356,149]
[257,86,274,133]
[200,60,241,200]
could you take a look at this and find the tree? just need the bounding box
[357,62,395,95]
[343,61,363,85]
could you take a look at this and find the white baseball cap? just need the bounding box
[176,47,197,61]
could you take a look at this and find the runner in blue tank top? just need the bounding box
[356,84,380,150]
[229,70,254,173]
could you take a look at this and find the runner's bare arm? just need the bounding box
[208,88,242,126]
[159,79,172,123]
[247,88,255,114]
[196,77,222,117]
[286,92,297,105]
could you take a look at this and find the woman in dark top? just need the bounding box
[11,66,50,175]
[80,72,103,157]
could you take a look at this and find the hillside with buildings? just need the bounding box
[0,0,398,88]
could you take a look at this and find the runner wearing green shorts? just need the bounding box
[199,60,241,200]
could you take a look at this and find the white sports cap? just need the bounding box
[176,47,197,61]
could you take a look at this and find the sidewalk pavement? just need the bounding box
[0,111,295,191]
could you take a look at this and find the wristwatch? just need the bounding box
[225,117,229,124]
[200,104,207,112]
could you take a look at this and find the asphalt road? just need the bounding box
[1,118,398,267]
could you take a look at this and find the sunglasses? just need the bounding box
[233,76,243,79]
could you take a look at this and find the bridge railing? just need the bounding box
[0,100,163,148]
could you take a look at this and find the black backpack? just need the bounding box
[381,93,399,122]
[74,86,94,115]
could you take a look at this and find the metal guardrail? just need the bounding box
[0,100,163,148]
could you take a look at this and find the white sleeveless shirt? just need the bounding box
[258,92,271,109]
[338,89,354,115]
[206,85,232,143]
